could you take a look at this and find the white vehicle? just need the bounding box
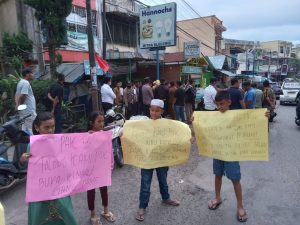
[280,81,300,105]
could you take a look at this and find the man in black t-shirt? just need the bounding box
[48,73,65,133]
[227,78,245,110]
[173,81,186,122]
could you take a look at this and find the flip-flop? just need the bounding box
[90,217,102,225]
[208,200,222,210]
[237,211,248,222]
[135,210,145,221]
[101,211,115,222]
[162,199,180,206]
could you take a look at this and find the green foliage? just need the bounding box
[24,0,72,47]
[1,32,33,71]
[31,79,53,112]
[0,74,20,123]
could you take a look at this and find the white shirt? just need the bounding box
[204,85,217,110]
[101,84,116,104]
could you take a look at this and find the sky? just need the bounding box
[140,0,300,45]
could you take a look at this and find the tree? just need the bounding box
[24,0,72,80]
[1,32,33,72]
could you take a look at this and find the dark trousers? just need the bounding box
[87,186,108,210]
[125,103,134,120]
[139,167,170,209]
[102,102,113,114]
[174,105,185,122]
[54,106,62,134]
[143,104,150,117]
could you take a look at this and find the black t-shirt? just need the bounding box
[174,88,185,106]
[49,82,64,106]
[154,85,169,100]
[185,87,196,103]
[228,87,243,110]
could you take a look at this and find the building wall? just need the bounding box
[0,0,18,46]
[260,41,293,58]
[166,16,225,57]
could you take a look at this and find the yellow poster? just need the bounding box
[193,109,269,161]
[121,119,192,169]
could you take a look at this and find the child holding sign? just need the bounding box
[20,112,79,225]
[207,91,270,222]
[87,112,115,225]
[134,99,180,221]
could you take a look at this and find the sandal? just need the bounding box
[135,209,145,221]
[162,199,180,206]
[90,217,102,225]
[208,199,222,210]
[101,211,116,222]
[237,210,248,222]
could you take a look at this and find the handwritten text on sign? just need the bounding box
[121,119,191,169]
[193,109,269,161]
[26,131,112,203]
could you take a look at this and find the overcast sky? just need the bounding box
[140,0,300,45]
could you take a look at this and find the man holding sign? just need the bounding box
[193,91,269,223]
[122,99,192,222]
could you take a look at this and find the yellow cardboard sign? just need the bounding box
[121,119,192,169]
[193,109,269,161]
[0,202,4,225]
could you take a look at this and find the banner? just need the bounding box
[184,41,200,59]
[121,119,191,169]
[193,109,269,161]
[26,132,112,202]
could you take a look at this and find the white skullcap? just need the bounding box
[150,99,164,108]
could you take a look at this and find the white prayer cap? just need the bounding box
[150,99,164,108]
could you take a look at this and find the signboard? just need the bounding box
[67,31,100,53]
[139,3,177,49]
[83,60,104,76]
[184,41,200,59]
[281,64,288,76]
[182,66,202,74]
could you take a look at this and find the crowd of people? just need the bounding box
[12,67,274,225]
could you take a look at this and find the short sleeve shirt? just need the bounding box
[228,87,243,110]
[244,88,256,109]
[15,79,36,116]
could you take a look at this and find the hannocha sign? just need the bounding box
[139,3,177,49]
[184,41,200,59]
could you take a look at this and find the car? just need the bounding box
[280,81,300,105]
[271,84,283,99]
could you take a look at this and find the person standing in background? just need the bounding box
[168,81,177,119]
[184,79,196,124]
[101,77,116,113]
[113,81,123,109]
[142,78,154,117]
[251,82,263,108]
[15,67,37,134]
[203,77,218,111]
[123,82,136,119]
[242,81,256,109]
[227,78,246,110]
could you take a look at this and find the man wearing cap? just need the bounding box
[141,77,154,117]
[135,99,180,221]
[15,67,37,133]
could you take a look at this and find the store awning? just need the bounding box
[207,55,226,70]
[219,69,236,77]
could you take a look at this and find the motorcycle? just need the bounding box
[295,99,300,126]
[104,106,126,167]
[0,105,30,191]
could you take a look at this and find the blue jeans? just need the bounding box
[174,105,185,122]
[139,167,170,209]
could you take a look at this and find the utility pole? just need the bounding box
[86,0,99,111]
[268,50,271,80]
[102,0,106,60]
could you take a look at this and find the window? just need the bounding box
[75,6,86,18]
[77,24,87,34]
[68,23,77,32]
[280,46,284,54]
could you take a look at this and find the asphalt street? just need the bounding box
[1,104,300,225]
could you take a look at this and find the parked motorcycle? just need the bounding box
[0,105,30,191]
[295,99,300,126]
[104,106,126,167]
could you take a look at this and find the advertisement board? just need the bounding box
[139,3,177,49]
[66,31,100,53]
[184,41,200,59]
[182,66,202,74]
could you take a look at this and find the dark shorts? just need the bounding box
[213,159,241,181]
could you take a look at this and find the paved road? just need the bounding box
[2,104,300,225]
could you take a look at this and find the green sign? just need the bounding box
[182,66,202,74]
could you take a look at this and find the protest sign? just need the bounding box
[122,119,191,169]
[193,109,269,161]
[26,131,112,202]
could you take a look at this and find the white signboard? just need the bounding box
[139,3,177,49]
[184,41,200,59]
